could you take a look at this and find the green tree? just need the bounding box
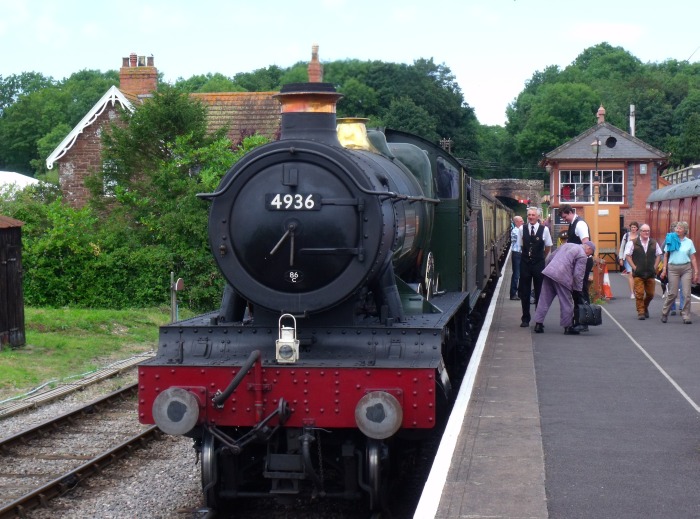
[382,96,439,141]
[467,125,519,179]
[570,43,642,82]
[0,70,117,174]
[234,65,285,91]
[174,73,243,93]
[91,88,271,308]
[0,86,70,173]
[0,72,54,115]
[31,122,71,180]
[672,90,700,134]
[337,78,379,118]
[278,63,310,84]
[100,85,214,186]
[513,83,599,165]
[666,113,700,167]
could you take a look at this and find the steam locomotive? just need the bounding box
[138,82,512,513]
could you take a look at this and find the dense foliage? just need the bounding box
[0,70,119,177]
[0,91,268,310]
[506,43,700,171]
[3,42,700,309]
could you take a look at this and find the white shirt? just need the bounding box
[571,218,590,243]
[624,238,662,257]
[518,222,553,248]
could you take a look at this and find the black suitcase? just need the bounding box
[578,302,603,326]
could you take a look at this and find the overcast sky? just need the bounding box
[1,0,699,126]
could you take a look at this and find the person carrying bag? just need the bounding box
[618,232,628,269]
[618,222,639,298]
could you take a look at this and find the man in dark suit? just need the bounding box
[519,207,553,327]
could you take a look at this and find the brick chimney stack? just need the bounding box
[597,104,606,124]
[120,53,158,96]
[308,44,323,82]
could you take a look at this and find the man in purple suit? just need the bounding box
[533,241,596,335]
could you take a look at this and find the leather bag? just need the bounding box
[578,302,602,326]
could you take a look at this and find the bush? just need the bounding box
[0,135,270,312]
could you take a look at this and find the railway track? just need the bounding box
[0,353,152,419]
[0,383,160,519]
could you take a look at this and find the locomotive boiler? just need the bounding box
[138,81,511,513]
[207,83,435,323]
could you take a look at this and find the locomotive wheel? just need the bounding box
[201,431,237,510]
[201,432,221,508]
[365,439,389,512]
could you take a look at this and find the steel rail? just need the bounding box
[0,425,160,519]
[0,382,138,453]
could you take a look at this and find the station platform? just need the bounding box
[415,251,700,519]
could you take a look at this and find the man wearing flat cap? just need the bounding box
[532,241,596,335]
[560,204,594,331]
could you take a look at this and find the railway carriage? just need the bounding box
[138,81,512,513]
[647,178,700,265]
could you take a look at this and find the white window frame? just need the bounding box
[559,169,624,204]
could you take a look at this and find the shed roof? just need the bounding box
[0,215,25,228]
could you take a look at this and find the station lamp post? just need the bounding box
[591,137,601,293]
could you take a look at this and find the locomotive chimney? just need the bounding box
[274,83,343,144]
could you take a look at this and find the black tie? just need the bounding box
[531,225,535,237]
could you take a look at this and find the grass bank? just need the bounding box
[0,307,189,400]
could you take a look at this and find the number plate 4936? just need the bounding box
[266,193,320,210]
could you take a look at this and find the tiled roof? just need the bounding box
[120,90,146,105]
[0,215,25,228]
[46,89,282,171]
[545,122,668,162]
[192,92,281,141]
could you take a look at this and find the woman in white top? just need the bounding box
[619,222,639,298]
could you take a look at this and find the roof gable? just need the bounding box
[545,122,668,162]
[46,86,133,170]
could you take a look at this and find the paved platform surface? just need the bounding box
[416,255,700,519]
